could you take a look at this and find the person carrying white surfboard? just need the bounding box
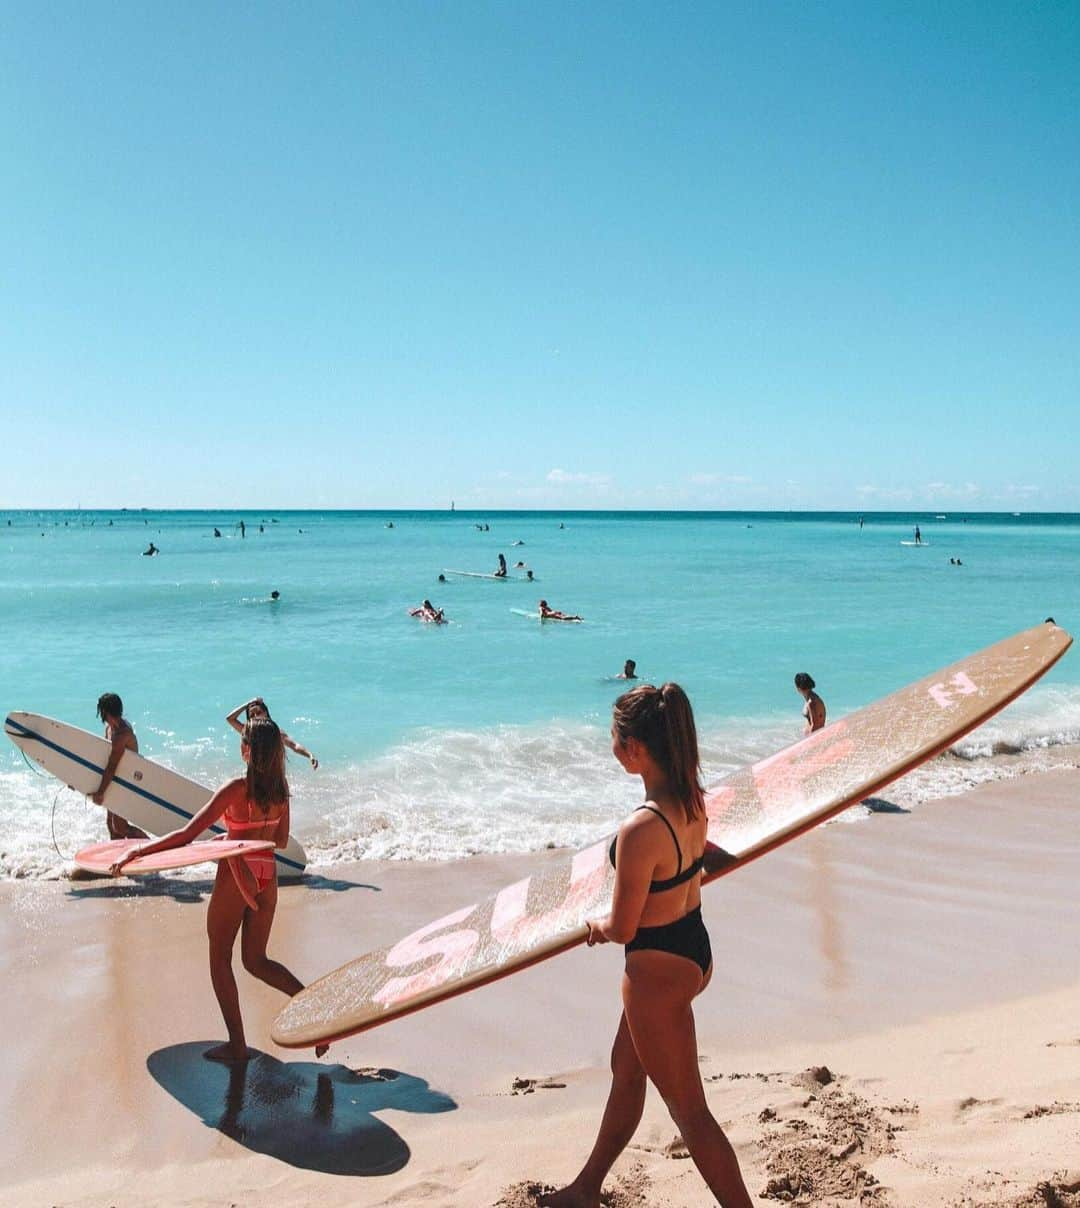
[110,716,327,1064]
[226,697,318,769]
[542,684,753,1208]
[91,693,148,841]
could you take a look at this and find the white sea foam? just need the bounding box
[2,703,1079,880]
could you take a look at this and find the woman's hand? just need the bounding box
[309,755,319,770]
[585,919,610,947]
[109,846,145,876]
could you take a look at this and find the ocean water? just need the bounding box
[2,509,1078,878]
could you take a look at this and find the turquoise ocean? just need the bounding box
[3,509,1078,879]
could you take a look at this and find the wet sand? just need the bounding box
[2,768,1078,1206]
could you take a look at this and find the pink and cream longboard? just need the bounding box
[272,621,1072,1048]
[74,838,276,876]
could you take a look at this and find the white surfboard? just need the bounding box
[4,712,307,875]
[900,540,931,546]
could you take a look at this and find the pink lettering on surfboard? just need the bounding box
[490,839,609,949]
[928,672,978,710]
[751,721,855,811]
[372,903,480,1009]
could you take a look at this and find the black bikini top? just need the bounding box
[608,805,705,893]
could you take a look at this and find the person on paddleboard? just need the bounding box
[795,672,826,734]
[494,553,508,578]
[91,693,148,841]
[538,599,583,621]
[110,717,327,1064]
[541,685,753,1208]
[914,524,922,545]
[226,698,319,769]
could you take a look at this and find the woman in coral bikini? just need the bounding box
[111,717,326,1064]
[542,684,752,1208]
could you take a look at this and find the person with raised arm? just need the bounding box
[110,717,327,1064]
[226,697,318,769]
[541,684,752,1208]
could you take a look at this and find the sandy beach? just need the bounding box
[3,766,1078,1207]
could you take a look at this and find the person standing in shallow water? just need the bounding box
[541,684,753,1208]
[110,717,327,1064]
[795,672,826,734]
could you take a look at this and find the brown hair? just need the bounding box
[612,682,705,820]
[242,717,288,812]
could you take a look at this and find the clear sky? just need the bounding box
[2,2,1077,510]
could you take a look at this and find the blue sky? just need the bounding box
[2,2,1077,510]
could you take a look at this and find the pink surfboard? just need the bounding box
[272,621,1072,1048]
[74,838,276,876]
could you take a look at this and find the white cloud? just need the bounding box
[546,468,611,487]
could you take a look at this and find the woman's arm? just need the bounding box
[281,731,318,770]
[226,700,257,736]
[586,824,652,945]
[110,778,242,872]
[273,800,291,850]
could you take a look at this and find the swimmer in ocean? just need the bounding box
[616,659,637,679]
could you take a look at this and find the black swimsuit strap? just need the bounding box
[634,805,683,875]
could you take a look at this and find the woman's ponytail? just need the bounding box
[613,682,705,820]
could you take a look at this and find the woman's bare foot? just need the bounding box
[203,1042,252,1065]
[537,1186,597,1208]
[315,1042,329,1058]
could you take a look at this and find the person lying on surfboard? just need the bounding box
[408,599,446,623]
[541,684,753,1208]
[226,698,319,769]
[109,717,328,1064]
[538,599,583,622]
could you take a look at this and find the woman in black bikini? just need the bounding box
[542,684,752,1207]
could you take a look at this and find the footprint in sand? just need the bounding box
[510,1076,568,1096]
[954,1096,1005,1122]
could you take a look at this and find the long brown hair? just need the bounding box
[242,717,288,812]
[612,682,705,820]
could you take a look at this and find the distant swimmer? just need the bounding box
[913,524,922,545]
[386,521,394,529]
[143,542,159,556]
[91,693,149,841]
[409,599,446,624]
[270,590,280,601]
[525,569,535,581]
[512,540,524,546]
[514,561,526,569]
[227,698,318,769]
[859,515,864,529]
[794,672,826,734]
[539,598,583,622]
[616,659,638,680]
[494,553,508,578]
[437,573,447,583]
[214,528,222,538]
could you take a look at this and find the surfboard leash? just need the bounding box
[16,748,75,859]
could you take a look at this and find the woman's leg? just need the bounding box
[539,1011,647,1208]
[622,951,754,1207]
[204,865,250,1062]
[240,877,330,1057]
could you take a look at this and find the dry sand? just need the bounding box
[2,768,1078,1206]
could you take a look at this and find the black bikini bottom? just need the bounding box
[625,905,712,976]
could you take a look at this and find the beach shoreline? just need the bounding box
[3,769,1078,1206]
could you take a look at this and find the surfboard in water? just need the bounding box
[74,837,276,876]
[271,621,1071,1047]
[4,713,307,875]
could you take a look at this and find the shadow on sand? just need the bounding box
[861,796,910,814]
[67,871,380,904]
[147,1043,456,1176]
